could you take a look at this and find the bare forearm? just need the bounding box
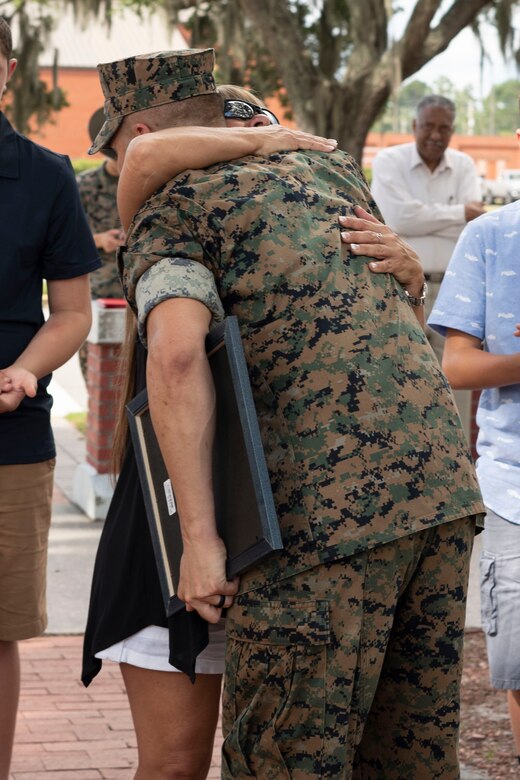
[118,126,337,231]
[412,305,425,329]
[145,299,238,618]
[11,310,91,379]
[147,342,238,618]
[148,348,218,543]
[404,277,426,329]
[443,343,520,390]
[119,128,268,231]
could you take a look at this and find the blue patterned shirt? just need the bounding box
[429,200,520,524]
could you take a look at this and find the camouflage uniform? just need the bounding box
[93,50,485,779]
[77,163,122,300]
[76,162,123,378]
[224,517,474,778]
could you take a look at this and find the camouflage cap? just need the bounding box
[88,48,216,155]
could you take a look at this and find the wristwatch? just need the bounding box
[404,281,428,307]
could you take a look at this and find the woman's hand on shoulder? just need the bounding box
[248,125,338,156]
[340,205,424,294]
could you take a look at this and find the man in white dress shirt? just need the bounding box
[371,94,484,436]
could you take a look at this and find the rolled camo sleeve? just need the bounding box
[135,256,225,346]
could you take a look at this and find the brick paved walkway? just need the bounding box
[9,632,501,780]
[10,635,222,779]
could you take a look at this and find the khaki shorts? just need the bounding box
[0,459,55,641]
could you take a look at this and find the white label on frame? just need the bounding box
[163,479,177,516]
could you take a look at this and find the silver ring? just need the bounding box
[374,231,384,240]
[216,594,226,609]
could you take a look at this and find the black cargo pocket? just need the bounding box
[480,553,497,636]
[222,599,330,779]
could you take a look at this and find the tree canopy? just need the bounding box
[2,0,519,159]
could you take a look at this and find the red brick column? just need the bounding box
[73,299,127,519]
[86,342,122,475]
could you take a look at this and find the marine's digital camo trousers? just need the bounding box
[222,516,475,780]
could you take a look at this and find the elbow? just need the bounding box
[441,355,465,390]
[147,341,204,391]
[446,374,466,391]
[124,134,156,173]
[81,308,92,342]
[71,303,92,346]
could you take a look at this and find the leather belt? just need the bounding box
[424,273,445,283]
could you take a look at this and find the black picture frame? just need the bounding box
[126,316,282,616]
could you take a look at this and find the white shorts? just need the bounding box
[95,620,226,675]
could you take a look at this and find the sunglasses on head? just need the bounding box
[223,99,280,125]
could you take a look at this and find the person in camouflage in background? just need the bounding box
[76,108,125,379]
[90,49,485,779]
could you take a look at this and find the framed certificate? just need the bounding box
[126,316,282,616]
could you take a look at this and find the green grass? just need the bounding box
[65,411,87,435]
[72,158,100,175]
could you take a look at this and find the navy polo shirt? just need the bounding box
[0,112,101,464]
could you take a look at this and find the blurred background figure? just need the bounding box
[77,107,125,381]
[370,94,485,439]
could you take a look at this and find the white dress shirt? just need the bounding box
[371,142,482,274]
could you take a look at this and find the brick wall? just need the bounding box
[84,301,127,480]
[32,68,104,159]
[86,342,122,475]
[31,68,296,159]
[31,68,518,179]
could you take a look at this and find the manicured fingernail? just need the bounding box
[351,243,360,251]
[369,262,378,269]
[341,231,351,240]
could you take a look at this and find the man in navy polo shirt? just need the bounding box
[0,18,100,778]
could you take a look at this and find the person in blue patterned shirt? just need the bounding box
[428,196,520,768]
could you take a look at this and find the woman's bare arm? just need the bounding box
[117,126,337,231]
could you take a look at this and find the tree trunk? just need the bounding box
[235,0,495,162]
